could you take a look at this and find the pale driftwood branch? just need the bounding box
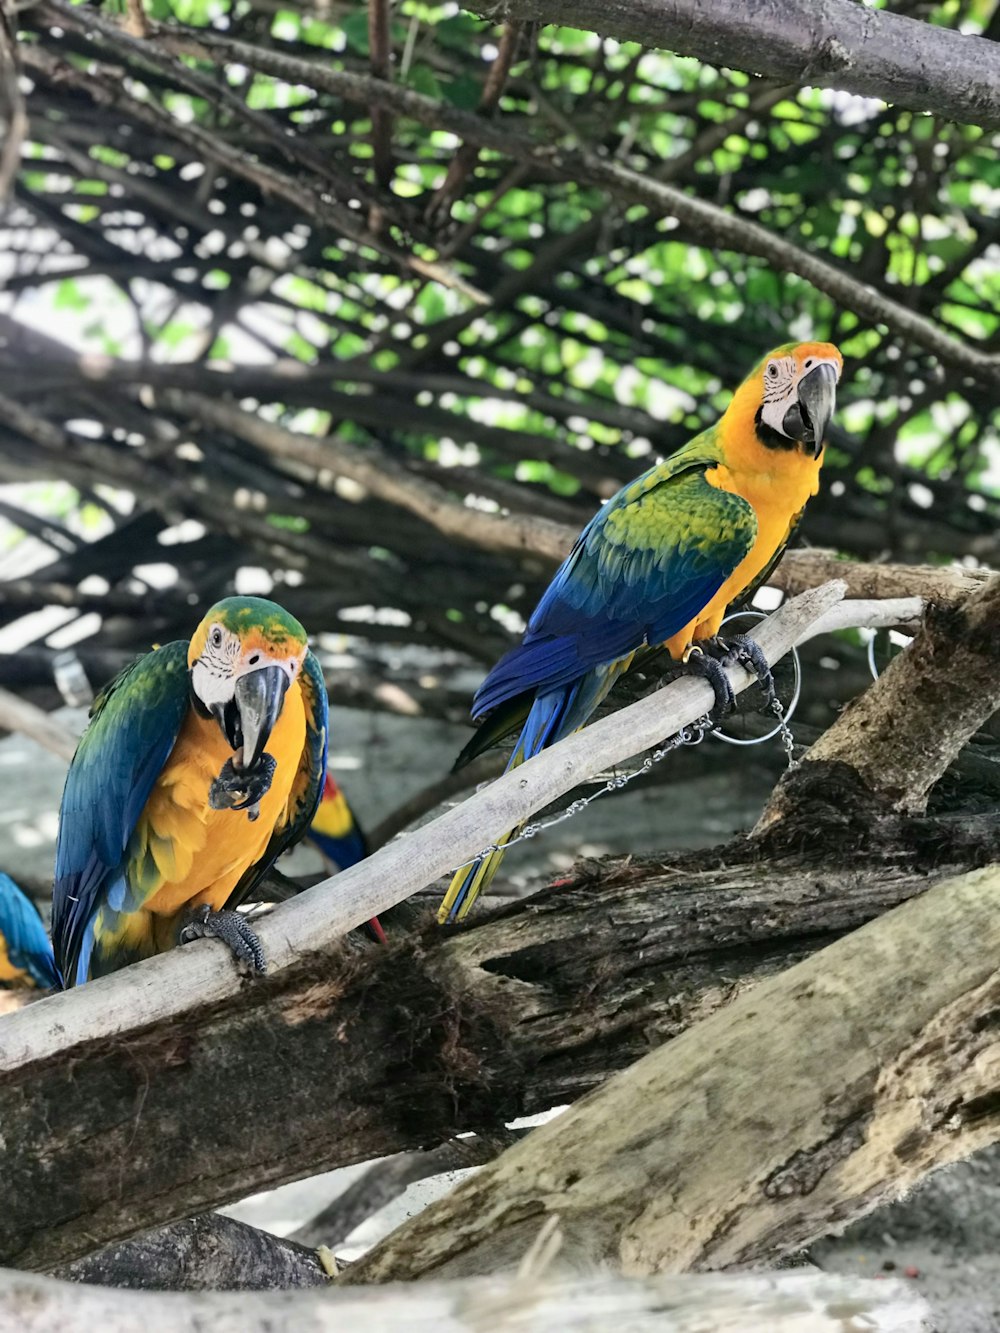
[0,684,76,762]
[0,580,851,1073]
[759,573,1000,829]
[346,864,1000,1283]
[474,0,1000,129]
[61,1213,328,1290]
[0,1266,931,1331]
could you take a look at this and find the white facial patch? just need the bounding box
[191,624,241,708]
[759,356,799,438]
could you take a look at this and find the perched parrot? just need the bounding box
[440,341,842,923]
[53,596,328,986]
[307,772,386,943]
[0,873,59,990]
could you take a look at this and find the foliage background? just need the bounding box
[0,0,997,817]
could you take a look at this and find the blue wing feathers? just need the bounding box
[52,641,190,985]
[473,461,755,720]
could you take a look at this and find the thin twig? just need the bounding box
[368,0,393,192]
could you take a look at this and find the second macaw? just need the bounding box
[307,772,386,943]
[440,341,842,923]
[0,873,59,989]
[53,596,327,985]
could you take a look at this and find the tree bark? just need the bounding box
[0,1266,932,1331]
[758,573,1000,829]
[478,0,1000,129]
[61,1214,329,1290]
[345,864,1000,1283]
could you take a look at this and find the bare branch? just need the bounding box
[472,0,1000,129]
[368,0,394,191]
[0,684,76,761]
[0,0,27,206]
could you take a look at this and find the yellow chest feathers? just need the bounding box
[133,683,306,915]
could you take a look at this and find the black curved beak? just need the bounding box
[232,665,289,771]
[783,362,838,458]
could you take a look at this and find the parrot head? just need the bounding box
[188,596,308,769]
[738,341,842,459]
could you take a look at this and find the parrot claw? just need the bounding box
[209,753,277,816]
[179,905,267,975]
[722,633,776,706]
[684,646,736,719]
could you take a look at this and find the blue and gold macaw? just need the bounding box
[53,596,328,985]
[440,341,842,923]
[307,772,386,943]
[0,873,59,990]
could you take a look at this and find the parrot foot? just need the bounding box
[721,633,776,707]
[685,646,735,719]
[209,753,277,821]
[180,906,267,975]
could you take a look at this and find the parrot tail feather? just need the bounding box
[438,684,580,925]
[438,827,521,925]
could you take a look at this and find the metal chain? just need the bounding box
[460,715,714,866]
[456,693,799,870]
[769,692,798,770]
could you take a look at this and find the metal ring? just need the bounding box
[710,609,802,747]
[866,629,880,682]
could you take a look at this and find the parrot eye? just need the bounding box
[766,363,778,378]
[210,627,223,648]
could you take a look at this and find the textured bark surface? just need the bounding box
[1,812,988,1272]
[483,0,1000,128]
[767,550,992,606]
[0,1266,932,1332]
[61,1213,328,1291]
[759,574,1000,828]
[346,865,1000,1284]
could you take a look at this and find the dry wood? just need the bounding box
[758,573,1000,829]
[767,549,993,606]
[0,1266,931,1331]
[0,684,77,762]
[345,864,1000,1283]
